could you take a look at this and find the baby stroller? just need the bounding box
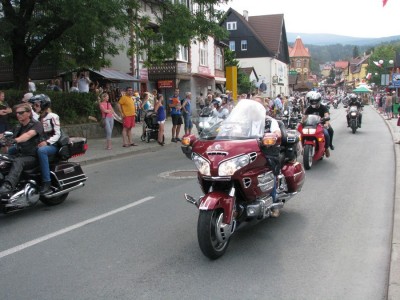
[140,110,164,143]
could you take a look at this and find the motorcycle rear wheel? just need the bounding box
[197,209,230,259]
[303,144,313,170]
[40,193,69,206]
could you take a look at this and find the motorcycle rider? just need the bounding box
[303,91,334,157]
[346,93,363,128]
[31,94,61,194]
[0,103,44,194]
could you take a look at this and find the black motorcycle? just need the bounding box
[0,133,88,214]
[347,106,362,134]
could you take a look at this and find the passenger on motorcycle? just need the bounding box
[346,93,363,128]
[303,91,334,157]
[218,94,230,119]
[0,103,44,194]
[30,94,61,194]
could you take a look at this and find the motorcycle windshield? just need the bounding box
[349,106,358,112]
[303,114,321,127]
[200,100,266,140]
[199,106,213,117]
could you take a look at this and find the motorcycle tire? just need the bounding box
[40,193,69,206]
[197,209,230,260]
[303,144,313,170]
[140,134,145,142]
[351,120,357,134]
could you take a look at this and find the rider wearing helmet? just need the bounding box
[218,94,230,119]
[31,94,62,195]
[211,97,222,117]
[346,93,363,127]
[303,91,334,157]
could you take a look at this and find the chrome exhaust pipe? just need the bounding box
[43,182,85,199]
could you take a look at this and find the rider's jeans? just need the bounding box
[323,128,330,149]
[37,145,58,183]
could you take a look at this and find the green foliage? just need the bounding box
[3,90,98,125]
[224,49,239,67]
[366,43,400,86]
[0,0,228,88]
[352,46,360,58]
[237,70,255,95]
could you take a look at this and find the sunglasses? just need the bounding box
[16,111,28,115]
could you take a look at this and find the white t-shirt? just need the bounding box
[28,81,36,92]
[78,77,90,93]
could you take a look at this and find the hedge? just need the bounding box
[3,90,100,125]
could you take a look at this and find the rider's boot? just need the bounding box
[40,181,51,195]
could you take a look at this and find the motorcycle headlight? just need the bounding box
[193,154,210,176]
[351,112,357,116]
[283,110,289,116]
[302,128,316,134]
[219,155,250,176]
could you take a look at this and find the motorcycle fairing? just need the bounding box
[199,191,234,224]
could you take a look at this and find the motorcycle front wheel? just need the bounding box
[303,144,313,170]
[40,193,69,206]
[351,120,357,134]
[197,209,230,259]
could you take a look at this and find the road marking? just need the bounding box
[0,196,155,259]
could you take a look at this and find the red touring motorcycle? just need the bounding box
[297,115,330,170]
[0,133,88,214]
[181,100,305,259]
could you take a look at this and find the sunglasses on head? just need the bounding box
[16,110,28,115]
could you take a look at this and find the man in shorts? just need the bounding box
[168,88,183,142]
[118,87,137,147]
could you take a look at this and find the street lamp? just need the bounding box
[378,59,394,86]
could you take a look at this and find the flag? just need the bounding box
[366,73,372,80]
[383,0,388,7]
[373,61,382,67]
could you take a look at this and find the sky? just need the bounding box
[219,0,399,39]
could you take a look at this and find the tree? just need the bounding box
[352,46,359,58]
[366,43,400,86]
[0,0,229,89]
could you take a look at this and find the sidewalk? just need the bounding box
[69,120,179,166]
[373,107,400,300]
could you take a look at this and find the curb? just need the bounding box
[372,106,400,300]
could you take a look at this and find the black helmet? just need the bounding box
[29,94,51,110]
[350,93,357,101]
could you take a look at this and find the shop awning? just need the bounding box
[215,76,226,82]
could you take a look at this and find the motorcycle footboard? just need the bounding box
[51,162,87,189]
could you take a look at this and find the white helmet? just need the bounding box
[307,91,321,107]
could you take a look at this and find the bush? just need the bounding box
[3,90,99,124]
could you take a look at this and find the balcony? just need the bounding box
[148,61,191,81]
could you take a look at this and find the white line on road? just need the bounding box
[0,196,155,259]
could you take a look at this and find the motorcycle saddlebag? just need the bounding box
[52,162,87,189]
[281,161,305,193]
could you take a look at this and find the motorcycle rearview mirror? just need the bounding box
[3,131,13,138]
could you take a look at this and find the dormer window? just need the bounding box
[226,22,237,30]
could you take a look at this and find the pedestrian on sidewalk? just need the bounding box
[99,92,115,150]
[155,94,166,145]
[385,92,393,119]
[168,88,183,142]
[181,92,193,135]
[118,87,137,147]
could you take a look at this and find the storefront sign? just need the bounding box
[393,73,400,87]
[158,80,174,89]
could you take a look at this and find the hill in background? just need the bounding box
[287,32,400,46]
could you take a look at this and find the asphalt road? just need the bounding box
[0,104,394,300]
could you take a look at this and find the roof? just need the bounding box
[224,8,289,62]
[91,68,137,81]
[335,61,349,69]
[240,67,257,76]
[289,36,310,57]
[59,68,138,82]
[248,14,285,54]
